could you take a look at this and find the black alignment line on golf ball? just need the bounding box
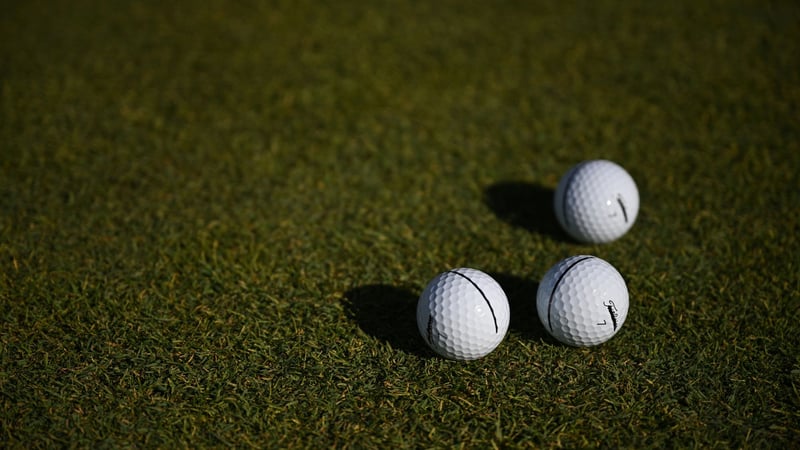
[617,194,628,223]
[547,256,595,333]
[447,270,498,333]
[560,162,588,228]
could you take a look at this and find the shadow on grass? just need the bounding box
[343,284,432,357]
[484,181,568,242]
[489,272,555,343]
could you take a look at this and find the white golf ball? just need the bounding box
[554,160,639,244]
[536,255,629,347]
[417,268,510,360]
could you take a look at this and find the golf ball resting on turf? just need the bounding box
[417,268,510,360]
[536,255,629,347]
[554,160,639,244]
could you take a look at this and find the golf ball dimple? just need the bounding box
[536,255,629,347]
[554,160,640,244]
[416,268,510,360]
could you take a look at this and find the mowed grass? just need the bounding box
[1,0,799,447]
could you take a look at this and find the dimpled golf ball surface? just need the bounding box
[417,268,510,360]
[536,256,629,347]
[554,160,639,244]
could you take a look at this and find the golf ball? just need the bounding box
[554,160,639,244]
[416,268,510,360]
[536,255,629,346]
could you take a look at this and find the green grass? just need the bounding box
[1,0,799,447]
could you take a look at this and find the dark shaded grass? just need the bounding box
[1,0,799,447]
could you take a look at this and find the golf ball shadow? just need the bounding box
[488,272,557,344]
[343,284,433,358]
[484,181,569,242]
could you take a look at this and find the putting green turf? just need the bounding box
[1,0,799,447]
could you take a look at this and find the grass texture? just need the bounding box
[1,0,799,447]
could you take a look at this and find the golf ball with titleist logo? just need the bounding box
[416,268,510,360]
[536,255,629,346]
[554,160,640,244]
